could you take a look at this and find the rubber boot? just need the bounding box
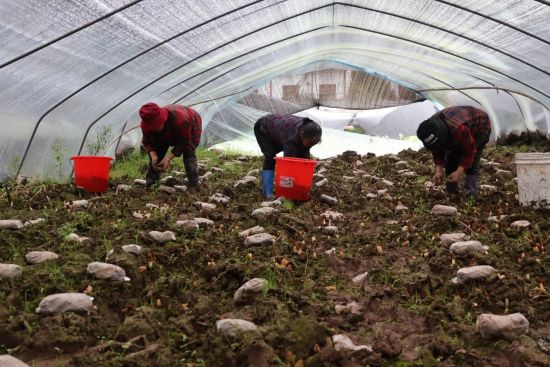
[145,164,161,187]
[184,157,200,189]
[445,181,460,195]
[261,170,275,199]
[464,174,479,200]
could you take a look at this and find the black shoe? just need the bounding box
[184,157,200,188]
[446,182,460,195]
[463,174,479,200]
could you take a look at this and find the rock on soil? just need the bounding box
[323,226,338,234]
[65,233,93,246]
[64,199,88,209]
[148,231,176,243]
[234,278,268,303]
[117,184,131,192]
[87,262,130,281]
[122,244,142,256]
[247,169,259,176]
[315,178,328,187]
[133,179,146,186]
[261,199,282,207]
[159,185,176,194]
[0,219,24,229]
[440,232,467,245]
[199,172,213,181]
[174,185,187,192]
[332,334,373,352]
[35,293,94,315]
[488,215,508,222]
[476,313,529,340]
[449,241,489,255]
[239,226,265,237]
[322,210,343,221]
[396,160,409,167]
[251,207,277,217]
[352,272,368,285]
[216,319,258,336]
[335,301,363,315]
[176,220,200,230]
[380,179,394,187]
[25,251,59,265]
[320,194,338,206]
[495,169,514,179]
[366,193,377,199]
[0,355,30,367]
[24,218,45,226]
[235,176,257,188]
[194,218,215,227]
[0,264,23,279]
[395,202,409,212]
[452,265,496,284]
[209,193,230,205]
[244,233,275,246]
[480,184,497,191]
[195,202,216,212]
[510,220,530,228]
[160,176,176,185]
[431,204,458,216]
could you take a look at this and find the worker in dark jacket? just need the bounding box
[416,106,492,198]
[139,102,202,188]
[254,114,322,199]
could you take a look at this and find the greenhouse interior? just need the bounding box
[0,1,549,366]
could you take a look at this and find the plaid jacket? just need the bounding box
[432,106,491,169]
[259,114,310,158]
[142,104,202,156]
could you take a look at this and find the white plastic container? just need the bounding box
[515,153,550,207]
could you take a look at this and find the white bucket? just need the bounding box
[515,153,550,207]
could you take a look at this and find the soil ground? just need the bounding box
[1,136,549,366]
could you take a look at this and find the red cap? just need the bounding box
[140,102,168,132]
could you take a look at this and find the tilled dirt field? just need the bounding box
[1,139,549,367]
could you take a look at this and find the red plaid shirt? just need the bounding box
[142,104,202,156]
[432,106,491,169]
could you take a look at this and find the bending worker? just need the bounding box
[254,114,322,199]
[416,106,492,198]
[139,102,202,188]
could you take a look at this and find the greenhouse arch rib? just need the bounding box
[16,0,266,175]
[76,19,550,160]
[433,0,549,45]
[0,0,144,69]
[15,2,550,172]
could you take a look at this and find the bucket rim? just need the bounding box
[275,157,317,164]
[71,155,113,161]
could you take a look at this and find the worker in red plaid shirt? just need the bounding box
[139,102,202,188]
[416,106,492,199]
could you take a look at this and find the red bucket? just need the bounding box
[71,156,113,193]
[275,157,317,201]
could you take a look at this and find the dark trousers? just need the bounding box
[444,138,489,176]
[254,120,281,171]
[146,145,197,183]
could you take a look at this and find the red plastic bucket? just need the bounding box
[71,156,113,193]
[275,157,317,201]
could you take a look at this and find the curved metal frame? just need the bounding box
[12,1,550,173]
[0,0,144,69]
[16,0,266,174]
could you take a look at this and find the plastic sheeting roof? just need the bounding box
[1,0,549,179]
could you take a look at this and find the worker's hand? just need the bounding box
[149,151,158,165]
[447,166,465,183]
[433,166,444,185]
[155,157,171,172]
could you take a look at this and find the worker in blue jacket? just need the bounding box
[254,114,322,199]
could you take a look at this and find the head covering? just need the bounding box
[139,102,168,132]
[416,116,449,150]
